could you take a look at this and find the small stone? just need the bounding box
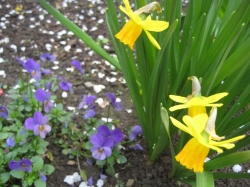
[126,179,134,187]
[66,160,76,165]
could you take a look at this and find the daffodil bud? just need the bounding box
[135,2,162,14]
[205,107,225,140]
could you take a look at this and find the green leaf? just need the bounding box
[0,133,9,140]
[34,179,46,187]
[205,151,250,171]
[31,156,44,171]
[41,164,55,175]
[96,160,106,167]
[196,171,214,187]
[84,141,92,150]
[0,172,10,184]
[10,170,25,179]
[116,155,127,164]
[161,106,170,136]
[80,169,87,181]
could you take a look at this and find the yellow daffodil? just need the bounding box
[170,107,245,172]
[115,0,169,50]
[169,76,228,117]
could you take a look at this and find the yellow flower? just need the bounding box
[170,108,245,172]
[169,76,228,117]
[115,0,169,50]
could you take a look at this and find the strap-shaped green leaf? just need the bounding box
[205,151,250,170]
[196,171,214,187]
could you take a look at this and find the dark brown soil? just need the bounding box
[0,1,250,187]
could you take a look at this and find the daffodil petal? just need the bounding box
[170,117,191,135]
[169,104,188,111]
[203,93,228,104]
[199,140,224,153]
[122,0,133,13]
[193,114,208,133]
[119,5,130,17]
[210,135,245,147]
[142,16,169,31]
[169,95,186,103]
[144,30,161,49]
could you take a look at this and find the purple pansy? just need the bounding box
[90,134,113,160]
[25,58,42,81]
[88,177,93,186]
[129,125,143,141]
[84,105,96,119]
[106,92,122,111]
[78,95,97,119]
[71,60,84,74]
[97,125,123,146]
[40,53,56,62]
[6,137,15,147]
[9,158,32,172]
[39,172,47,182]
[0,106,8,119]
[24,111,51,138]
[59,77,73,92]
[45,82,52,90]
[129,143,143,151]
[35,88,53,113]
[78,95,96,109]
[41,68,51,75]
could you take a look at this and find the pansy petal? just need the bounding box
[97,125,110,137]
[25,117,36,130]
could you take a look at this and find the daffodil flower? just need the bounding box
[169,76,228,117]
[115,0,169,50]
[170,107,245,172]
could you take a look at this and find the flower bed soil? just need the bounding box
[0,0,250,186]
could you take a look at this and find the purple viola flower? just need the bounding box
[84,106,96,119]
[97,125,123,146]
[40,53,56,62]
[41,68,51,75]
[6,137,15,147]
[45,82,52,90]
[129,143,143,151]
[25,58,41,81]
[90,134,113,160]
[129,125,143,141]
[24,111,51,138]
[9,158,32,172]
[106,93,122,111]
[16,57,26,67]
[71,60,84,74]
[39,172,47,182]
[0,106,8,119]
[23,94,29,103]
[35,88,53,113]
[58,77,73,92]
[88,177,93,186]
[78,95,96,109]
